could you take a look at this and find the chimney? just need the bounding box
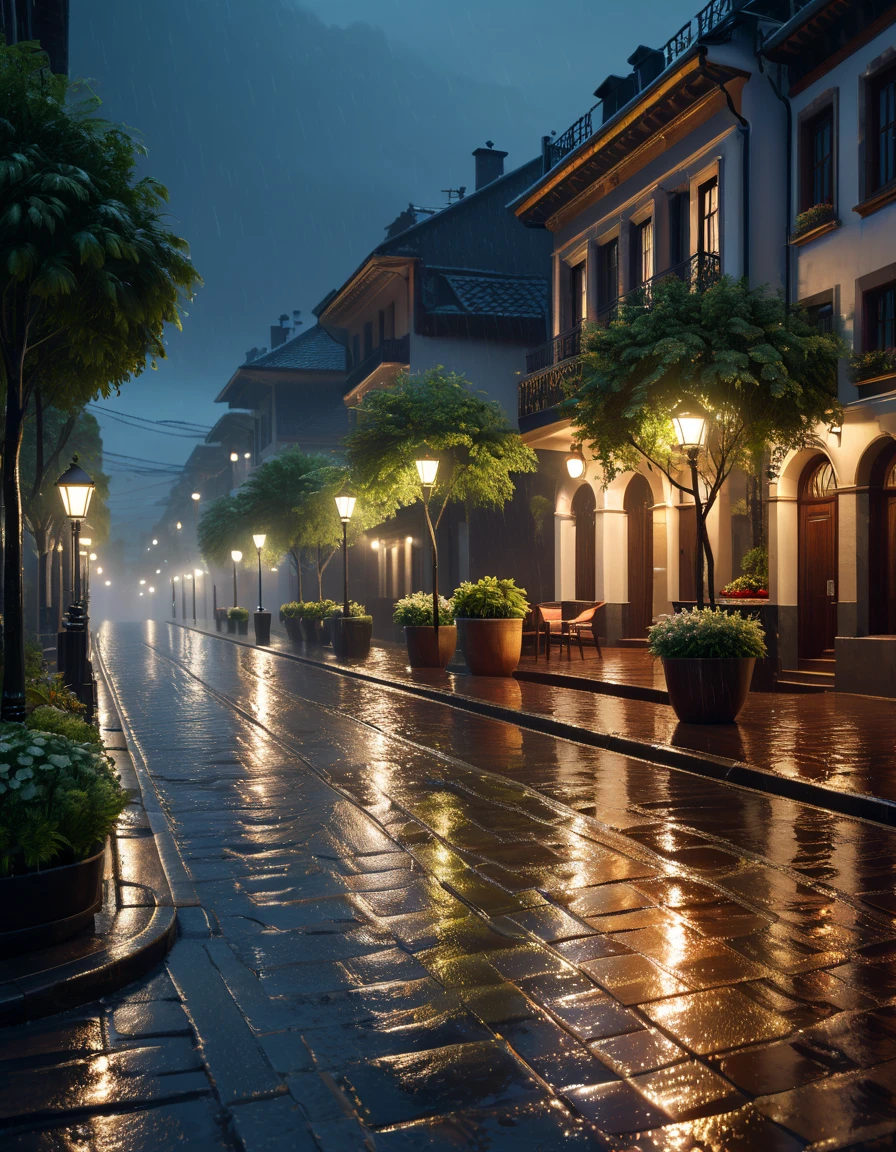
[269,313,290,348]
[472,141,508,191]
[627,45,665,92]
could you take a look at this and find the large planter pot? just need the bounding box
[456,618,523,677]
[404,625,457,669]
[237,619,249,636]
[0,844,105,957]
[300,619,324,646]
[226,618,237,634]
[332,617,372,661]
[322,618,334,647]
[662,657,756,723]
[254,610,271,646]
[284,618,303,645]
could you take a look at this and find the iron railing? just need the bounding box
[518,252,721,420]
[343,333,410,396]
[547,0,750,168]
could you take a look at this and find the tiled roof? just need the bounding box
[244,324,345,372]
[439,272,549,319]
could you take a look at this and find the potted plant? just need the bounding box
[321,601,351,647]
[452,577,529,676]
[297,600,331,646]
[281,602,305,645]
[648,607,767,723]
[214,607,228,632]
[228,606,249,635]
[720,547,769,600]
[331,602,373,661]
[0,722,129,955]
[394,592,456,669]
[792,202,838,240]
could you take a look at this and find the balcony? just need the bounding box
[518,253,721,422]
[343,334,410,398]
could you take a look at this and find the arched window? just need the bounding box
[805,459,836,499]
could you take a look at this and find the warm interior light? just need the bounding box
[231,550,243,563]
[565,445,586,479]
[230,452,239,462]
[252,533,266,549]
[671,402,708,451]
[81,537,92,547]
[405,536,413,544]
[173,576,180,582]
[415,457,439,486]
[56,459,95,520]
[156,569,161,574]
[371,540,380,551]
[149,586,155,593]
[194,568,203,576]
[334,495,356,522]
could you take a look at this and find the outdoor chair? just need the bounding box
[521,607,544,661]
[561,602,605,661]
[541,600,604,660]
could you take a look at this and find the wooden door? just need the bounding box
[678,504,696,602]
[625,475,653,636]
[572,484,596,601]
[869,446,896,634]
[798,458,837,658]
[888,496,896,631]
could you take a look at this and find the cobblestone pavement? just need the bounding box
[6,620,896,1150]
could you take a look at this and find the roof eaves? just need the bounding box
[759,0,840,56]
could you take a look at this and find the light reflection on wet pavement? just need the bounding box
[12,620,896,1151]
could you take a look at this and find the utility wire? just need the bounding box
[90,403,212,432]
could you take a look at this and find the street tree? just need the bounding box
[572,276,842,604]
[196,495,251,568]
[345,368,537,614]
[0,43,200,717]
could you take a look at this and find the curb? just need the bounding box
[173,621,896,830]
[0,650,179,1026]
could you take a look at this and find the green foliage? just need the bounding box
[573,277,842,500]
[345,368,537,525]
[452,577,529,620]
[26,706,101,745]
[197,495,252,567]
[793,202,837,238]
[0,722,129,875]
[529,494,552,543]
[227,606,249,621]
[740,547,769,584]
[850,348,896,383]
[327,601,367,619]
[647,608,767,659]
[297,600,336,622]
[720,575,767,595]
[25,671,85,714]
[393,591,454,627]
[280,601,305,619]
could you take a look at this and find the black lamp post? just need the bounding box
[415,456,440,637]
[54,458,96,717]
[231,550,242,607]
[672,402,709,609]
[251,534,271,645]
[334,494,356,619]
[171,577,177,618]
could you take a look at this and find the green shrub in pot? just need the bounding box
[647,608,766,659]
[326,601,367,619]
[452,577,529,620]
[299,600,336,622]
[281,602,305,619]
[452,578,528,676]
[393,592,454,627]
[0,723,129,876]
[227,607,250,622]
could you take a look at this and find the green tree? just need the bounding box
[572,277,841,604]
[196,495,251,568]
[346,368,537,615]
[0,43,200,716]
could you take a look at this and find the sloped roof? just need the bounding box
[243,324,345,372]
[438,271,549,319]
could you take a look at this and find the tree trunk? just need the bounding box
[2,379,27,720]
[317,545,323,600]
[52,538,63,630]
[703,532,716,609]
[33,525,50,635]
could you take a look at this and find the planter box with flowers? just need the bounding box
[323,601,364,647]
[0,716,129,955]
[330,602,373,661]
[790,202,839,246]
[649,607,767,723]
[293,600,335,646]
[280,602,305,645]
[394,592,456,669]
[227,606,249,635]
[453,578,529,676]
[850,348,896,393]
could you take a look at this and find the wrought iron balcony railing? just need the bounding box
[343,333,410,396]
[518,252,721,420]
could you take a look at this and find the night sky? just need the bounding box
[69,0,696,533]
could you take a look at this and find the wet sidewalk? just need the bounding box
[190,619,896,818]
[41,624,896,1146]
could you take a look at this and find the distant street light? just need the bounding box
[334,494,356,619]
[152,538,158,546]
[230,452,239,463]
[231,550,242,607]
[415,455,441,638]
[672,401,710,609]
[252,534,266,612]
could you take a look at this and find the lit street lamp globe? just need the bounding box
[565,445,586,479]
[415,457,439,487]
[672,402,709,452]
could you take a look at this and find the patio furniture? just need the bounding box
[562,602,605,660]
[539,600,604,660]
[521,608,544,661]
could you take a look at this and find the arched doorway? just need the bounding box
[625,474,654,636]
[798,456,837,658]
[572,484,596,600]
[869,441,896,634]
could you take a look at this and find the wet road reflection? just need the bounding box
[93,623,896,1149]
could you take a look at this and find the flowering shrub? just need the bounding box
[0,723,129,875]
[850,348,896,384]
[792,202,837,238]
[648,608,767,659]
[452,577,529,620]
[393,591,454,627]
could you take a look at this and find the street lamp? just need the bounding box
[53,457,96,721]
[191,569,202,623]
[672,401,709,609]
[231,550,242,607]
[251,535,271,644]
[565,445,586,479]
[334,495,356,620]
[252,534,266,611]
[171,576,178,618]
[230,452,239,463]
[415,455,441,637]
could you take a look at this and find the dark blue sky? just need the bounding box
[69,0,695,531]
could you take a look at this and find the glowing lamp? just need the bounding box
[231,550,242,563]
[252,533,266,550]
[56,459,95,520]
[415,457,439,487]
[565,446,586,479]
[230,452,239,462]
[334,495,356,523]
[672,402,708,452]
[191,492,201,502]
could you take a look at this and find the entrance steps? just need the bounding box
[617,637,649,649]
[777,656,835,694]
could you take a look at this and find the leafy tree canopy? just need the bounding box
[571,276,842,503]
[345,368,537,530]
[197,495,251,568]
[22,408,109,547]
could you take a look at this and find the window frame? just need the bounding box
[865,279,896,353]
[697,176,719,258]
[799,102,836,212]
[870,64,896,194]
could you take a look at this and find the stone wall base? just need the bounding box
[835,635,896,697]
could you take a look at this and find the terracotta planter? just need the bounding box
[456,618,523,677]
[404,625,457,669]
[0,844,105,957]
[662,657,756,723]
[284,618,303,645]
[332,617,372,661]
[254,610,271,646]
[300,619,324,646]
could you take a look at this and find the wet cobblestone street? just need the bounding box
[5,621,896,1150]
